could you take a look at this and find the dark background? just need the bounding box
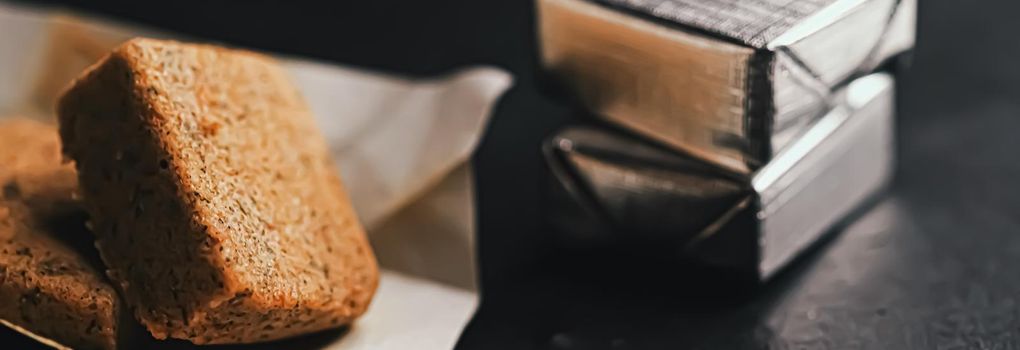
[8,0,1020,348]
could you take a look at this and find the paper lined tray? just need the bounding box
[0,2,512,349]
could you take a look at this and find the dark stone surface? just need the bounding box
[5,0,1020,349]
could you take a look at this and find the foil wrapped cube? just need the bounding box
[545,73,895,279]
[538,0,914,173]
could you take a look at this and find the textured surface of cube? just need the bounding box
[546,73,895,280]
[58,38,378,344]
[539,0,914,173]
[0,119,121,350]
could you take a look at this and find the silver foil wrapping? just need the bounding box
[539,0,914,173]
[545,73,895,280]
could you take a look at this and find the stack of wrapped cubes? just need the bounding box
[538,0,916,280]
